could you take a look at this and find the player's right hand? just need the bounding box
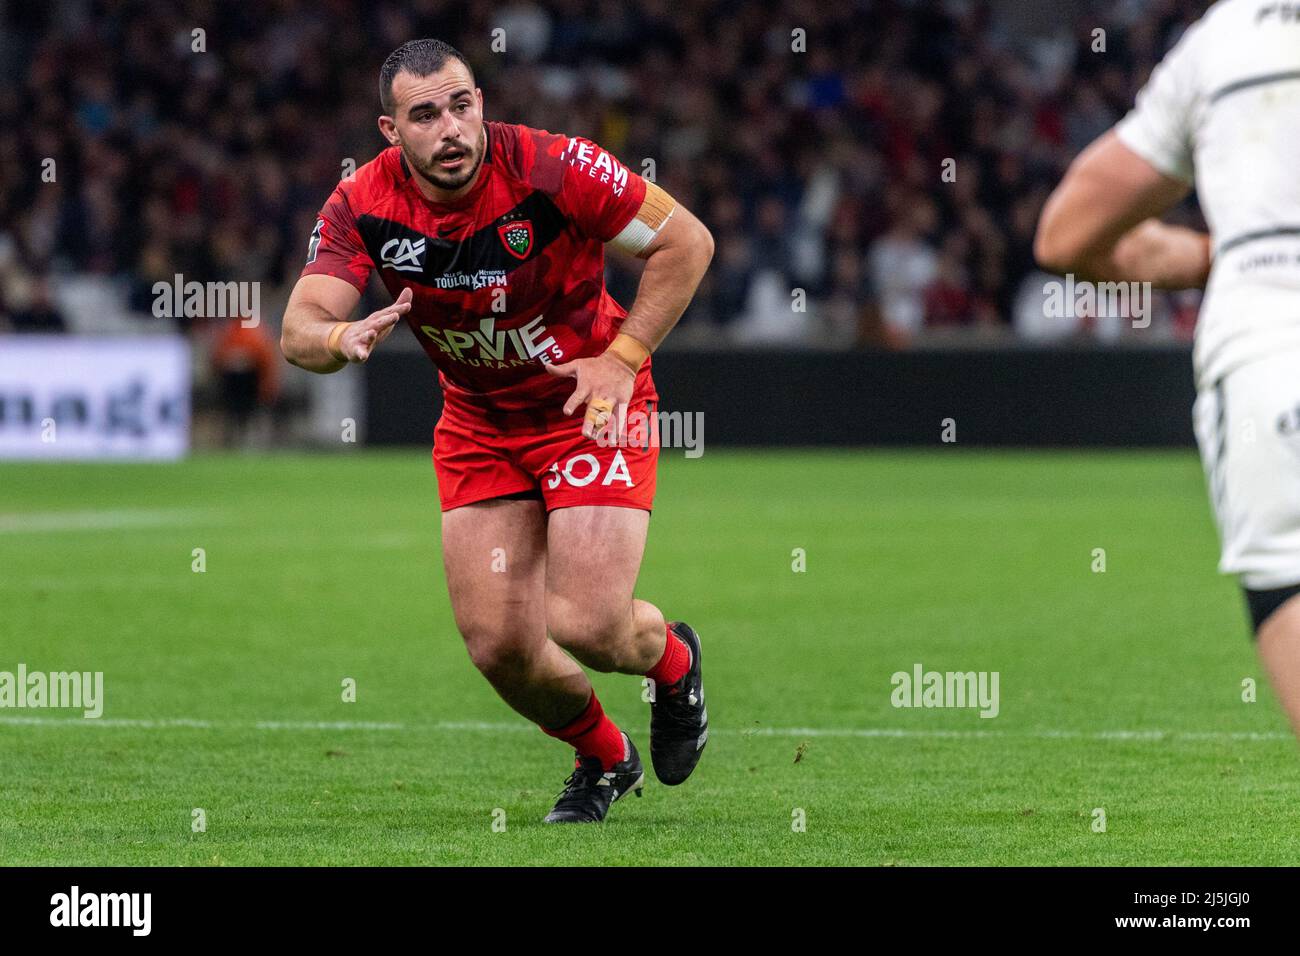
[339,287,412,362]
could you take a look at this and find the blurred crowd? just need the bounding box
[0,0,1210,350]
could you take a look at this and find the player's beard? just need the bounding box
[407,128,485,193]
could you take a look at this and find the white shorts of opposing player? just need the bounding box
[1194,350,1300,591]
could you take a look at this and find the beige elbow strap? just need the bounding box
[610,181,676,255]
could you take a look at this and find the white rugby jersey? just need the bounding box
[1115,0,1300,388]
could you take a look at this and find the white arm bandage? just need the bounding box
[609,181,677,255]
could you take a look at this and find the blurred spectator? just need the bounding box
[869,200,938,345]
[819,249,873,348]
[212,319,281,448]
[3,273,67,333]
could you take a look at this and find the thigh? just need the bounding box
[433,414,538,511]
[1208,355,1300,589]
[545,505,650,626]
[441,497,548,647]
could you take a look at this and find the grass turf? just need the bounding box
[1,448,1297,865]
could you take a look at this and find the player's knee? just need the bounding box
[546,600,628,672]
[460,627,533,684]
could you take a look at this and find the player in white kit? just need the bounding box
[1035,0,1300,737]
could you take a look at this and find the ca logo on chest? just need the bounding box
[380,236,426,273]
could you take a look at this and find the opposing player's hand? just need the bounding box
[339,288,412,363]
[546,352,636,441]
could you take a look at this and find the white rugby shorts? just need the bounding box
[1194,350,1300,590]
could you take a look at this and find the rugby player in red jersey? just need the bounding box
[280,39,714,822]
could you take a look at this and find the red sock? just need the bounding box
[646,623,691,687]
[541,693,626,771]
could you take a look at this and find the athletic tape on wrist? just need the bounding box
[605,333,650,375]
[326,322,349,362]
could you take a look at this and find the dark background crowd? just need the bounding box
[0,0,1210,349]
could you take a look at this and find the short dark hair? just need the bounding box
[380,39,475,114]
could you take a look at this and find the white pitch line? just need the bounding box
[0,509,204,534]
[737,726,1293,742]
[0,715,1290,741]
[254,720,406,731]
[0,716,215,728]
[0,717,404,730]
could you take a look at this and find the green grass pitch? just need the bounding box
[2,448,1298,865]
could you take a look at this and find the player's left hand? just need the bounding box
[546,353,636,441]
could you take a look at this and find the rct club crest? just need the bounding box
[498,220,533,259]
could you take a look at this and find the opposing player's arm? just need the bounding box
[1034,131,1210,289]
[280,274,411,373]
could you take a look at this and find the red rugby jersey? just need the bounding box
[301,121,658,434]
